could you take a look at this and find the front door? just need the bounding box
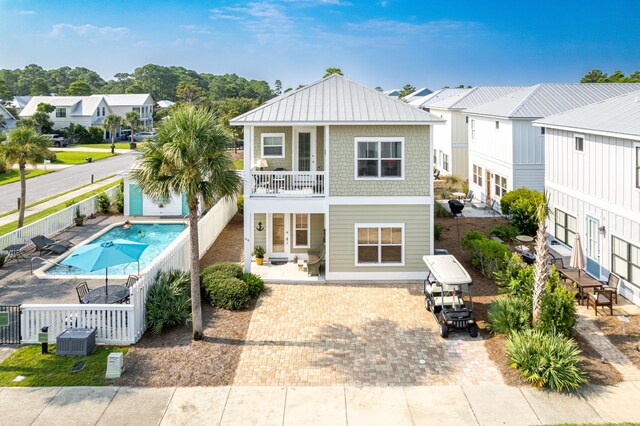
[585,216,601,278]
[294,127,316,172]
[270,213,290,258]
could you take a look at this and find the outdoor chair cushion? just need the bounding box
[434,296,465,307]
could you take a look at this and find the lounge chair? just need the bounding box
[307,245,325,276]
[31,235,74,255]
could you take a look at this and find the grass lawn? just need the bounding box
[0,179,122,236]
[232,159,243,170]
[0,345,128,386]
[0,169,52,186]
[76,142,137,150]
[53,151,115,164]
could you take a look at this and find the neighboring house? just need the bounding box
[408,87,468,109]
[19,95,112,130]
[424,86,523,180]
[101,94,155,131]
[401,87,433,103]
[383,89,401,97]
[231,74,444,281]
[0,103,17,131]
[156,100,175,108]
[8,96,32,114]
[465,83,640,207]
[533,91,640,306]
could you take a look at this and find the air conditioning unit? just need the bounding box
[56,328,96,356]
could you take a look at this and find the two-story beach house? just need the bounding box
[100,94,155,131]
[533,91,640,305]
[231,74,444,281]
[20,95,112,130]
[465,83,640,207]
[424,86,523,180]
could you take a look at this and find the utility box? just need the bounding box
[56,328,96,356]
[106,352,124,379]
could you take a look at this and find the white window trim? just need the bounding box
[55,108,66,118]
[610,232,640,289]
[493,173,507,199]
[442,152,449,172]
[261,133,286,159]
[470,119,476,141]
[553,207,577,248]
[473,164,483,186]
[354,137,405,181]
[293,213,310,249]
[574,133,585,153]
[354,223,405,267]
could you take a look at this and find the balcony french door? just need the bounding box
[294,127,316,172]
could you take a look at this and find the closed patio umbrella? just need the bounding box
[61,239,148,294]
[570,234,586,276]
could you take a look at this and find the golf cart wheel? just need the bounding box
[425,296,432,311]
[439,324,449,338]
[468,323,479,338]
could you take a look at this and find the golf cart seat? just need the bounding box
[424,283,443,295]
[434,296,465,307]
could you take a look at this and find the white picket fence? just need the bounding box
[0,186,120,252]
[19,196,238,344]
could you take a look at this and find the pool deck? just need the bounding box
[0,215,181,305]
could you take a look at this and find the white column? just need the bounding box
[244,212,252,272]
[243,126,253,272]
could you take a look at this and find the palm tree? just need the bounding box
[103,114,123,154]
[124,111,140,146]
[131,105,242,340]
[0,128,52,228]
[532,193,550,325]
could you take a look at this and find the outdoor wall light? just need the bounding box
[599,225,606,235]
[256,222,264,231]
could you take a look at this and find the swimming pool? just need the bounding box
[45,223,186,277]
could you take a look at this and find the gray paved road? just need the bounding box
[0,152,137,214]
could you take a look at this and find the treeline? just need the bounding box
[580,69,640,83]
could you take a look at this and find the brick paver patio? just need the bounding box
[233,283,502,386]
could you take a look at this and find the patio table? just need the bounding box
[81,285,130,304]
[452,192,466,200]
[558,269,602,305]
[3,244,26,264]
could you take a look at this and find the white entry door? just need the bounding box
[294,127,316,172]
[269,213,290,258]
[585,216,601,278]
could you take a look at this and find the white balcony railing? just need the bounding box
[251,171,325,197]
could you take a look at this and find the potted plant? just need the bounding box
[0,253,6,269]
[74,206,86,226]
[253,246,265,265]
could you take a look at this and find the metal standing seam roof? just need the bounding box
[19,95,106,117]
[534,90,640,139]
[99,94,155,106]
[426,86,525,110]
[465,83,640,119]
[230,74,445,125]
[402,87,433,102]
[411,88,471,108]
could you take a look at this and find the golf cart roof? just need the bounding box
[423,255,472,285]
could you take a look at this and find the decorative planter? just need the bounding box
[75,218,85,226]
[256,257,264,266]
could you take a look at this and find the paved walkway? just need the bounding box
[2,382,640,425]
[234,283,501,386]
[0,175,123,227]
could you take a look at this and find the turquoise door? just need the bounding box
[129,184,143,215]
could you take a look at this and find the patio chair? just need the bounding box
[76,282,90,304]
[31,235,74,255]
[441,188,451,200]
[463,190,474,204]
[599,272,621,304]
[121,275,138,304]
[434,169,441,180]
[548,257,566,270]
[307,245,325,276]
[586,288,614,316]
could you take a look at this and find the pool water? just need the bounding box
[46,223,186,276]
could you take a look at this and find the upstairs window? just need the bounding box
[471,119,476,140]
[575,134,584,152]
[355,138,403,179]
[261,133,285,158]
[541,127,545,135]
[102,107,105,116]
[495,120,500,130]
[55,108,66,118]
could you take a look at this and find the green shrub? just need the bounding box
[539,279,576,337]
[237,194,244,215]
[145,270,192,335]
[487,297,531,335]
[507,329,587,391]
[87,126,104,144]
[203,277,251,310]
[489,225,519,242]
[460,230,509,278]
[201,262,243,279]
[240,272,265,298]
[96,191,111,213]
[500,188,543,215]
[434,202,452,218]
[113,184,124,213]
[510,198,539,236]
[0,162,6,174]
[434,224,443,240]
[494,252,525,289]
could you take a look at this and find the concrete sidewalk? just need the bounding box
[0,175,122,227]
[1,382,639,426]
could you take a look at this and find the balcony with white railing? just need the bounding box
[250,171,325,197]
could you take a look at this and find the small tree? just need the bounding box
[323,68,343,78]
[103,114,123,154]
[532,193,550,325]
[67,80,92,96]
[398,84,417,98]
[124,111,140,145]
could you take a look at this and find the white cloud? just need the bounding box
[346,19,480,36]
[180,24,211,35]
[15,9,37,15]
[210,2,298,44]
[49,24,129,39]
[173,37,199,47]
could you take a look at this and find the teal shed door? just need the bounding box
[181,193,189,215]
[129,184,143,215]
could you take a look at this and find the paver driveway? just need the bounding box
[233,283,502,386]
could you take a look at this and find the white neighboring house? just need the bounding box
[408,87,468,109]
[424,86,523,180]
[156,100,175,108]
[8,96,32,115]
[533,91,640,306]
[401,87,433,103]
[19,95,112,130]
[0,103,17,131]
[383,89,401,97]
[100,94,155,131]
[465,83,640,207]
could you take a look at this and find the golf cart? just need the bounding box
[423,254,478,338]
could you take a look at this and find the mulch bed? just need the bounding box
[199,213,244,268]
[594,313,640,370]
[435,216,623,387]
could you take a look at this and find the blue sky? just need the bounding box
[1,0,639,90]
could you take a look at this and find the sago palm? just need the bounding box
[103,113,123,154]
[131,105,242,340]
[0,127,52,228]
[124,111,139,145]
[532,192,550,325]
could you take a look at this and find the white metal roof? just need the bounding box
[156,100,175,108]
[402,87,433,102]
[230,74,445,125]
[423,255,472,285]
[427,86,524,110]
[20,95,105,117]
[383,89,401,96]
[99,94,154,106]
[465,83,640,119]
[534,90,640,140]
[9,96,32,109]
[411,88,471,108]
